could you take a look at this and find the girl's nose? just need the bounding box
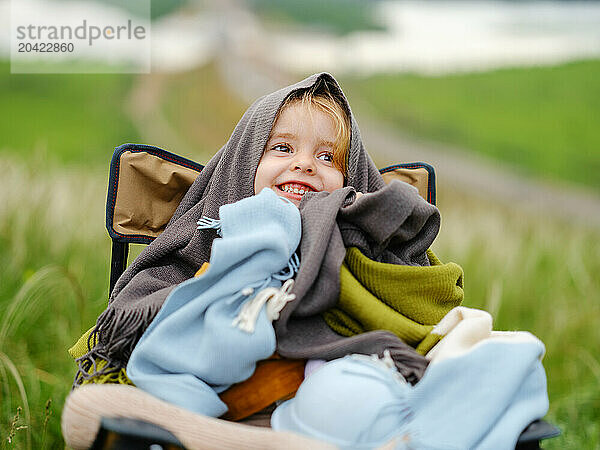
[290,150,315,174]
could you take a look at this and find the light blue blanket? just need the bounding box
[272,335,549,449]
[127,188,301,417]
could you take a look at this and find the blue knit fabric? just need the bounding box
[127,188,301,417]
[272,336,548,449]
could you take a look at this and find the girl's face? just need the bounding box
[254,102,345,206]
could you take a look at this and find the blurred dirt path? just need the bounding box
[125,73,193,156]
[357,113,600,228]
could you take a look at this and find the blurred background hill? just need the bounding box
[1,0,599,448]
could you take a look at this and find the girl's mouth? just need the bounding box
[276,182,317,202]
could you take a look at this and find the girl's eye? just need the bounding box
[273,144,292,153]
[317,152,334,163]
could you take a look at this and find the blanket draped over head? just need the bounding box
[75,73,440,386]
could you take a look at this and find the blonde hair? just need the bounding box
[275,82,351,177]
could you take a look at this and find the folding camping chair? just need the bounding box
[88,143,560,449]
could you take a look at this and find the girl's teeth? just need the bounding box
[281,184,310,195]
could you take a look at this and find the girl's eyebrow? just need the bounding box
[318,139,335,148]
[269,132,297,140]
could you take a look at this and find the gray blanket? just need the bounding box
[74,73,437,386]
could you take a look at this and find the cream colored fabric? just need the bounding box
[113,151,200,238]
[425,306,544,364]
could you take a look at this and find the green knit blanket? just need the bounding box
[322,248,464,355]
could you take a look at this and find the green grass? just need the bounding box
[343,60,600,191]
[0,157,110,449]
[0,61,241,168]
[249,0,385,35]
[0,61,139,166]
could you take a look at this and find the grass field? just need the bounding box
[343,60,600,191]
[1,61,599,448]
[0,157,109,448]
[0,62,139,167]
